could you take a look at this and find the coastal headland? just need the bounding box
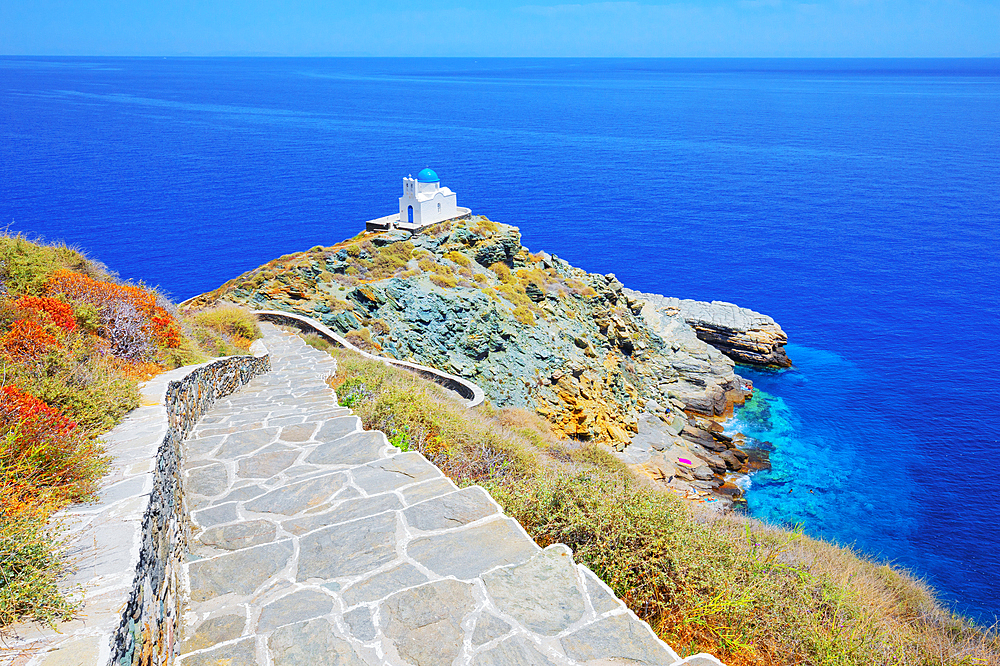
[188,215,791,507]
[6,228,998,666]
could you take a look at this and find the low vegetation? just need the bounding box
[185,303,262,357]
[314,336,1000,666]
[188,216,603,340]
[0,234,260,629]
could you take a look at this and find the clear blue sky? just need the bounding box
[2,0,998,57]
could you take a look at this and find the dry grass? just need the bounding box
[0,513,77,628]
[317,338,1000,666]
[183,303,262,358]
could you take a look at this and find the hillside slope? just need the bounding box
[190,216,764,447]
[0,234,262,629]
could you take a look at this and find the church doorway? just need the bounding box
[408,206,414,224]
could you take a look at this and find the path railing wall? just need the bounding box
[109,351,271,666]
[254,309,486,409]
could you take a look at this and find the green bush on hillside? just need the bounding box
[0,514,78,627]
[185,304,262,357]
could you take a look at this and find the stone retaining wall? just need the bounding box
[109,353,271,666]
[3,352,270,666]
[254,309,485,408]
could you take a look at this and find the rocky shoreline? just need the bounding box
[630,291,791,369]
[190,215,790,510]
[620,291,789,508]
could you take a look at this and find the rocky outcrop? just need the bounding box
[189,216,764,446]
[626,291,791,368]
[621,407,756,510]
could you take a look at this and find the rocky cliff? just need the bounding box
[189,216,758,448]
[629,292,791,368]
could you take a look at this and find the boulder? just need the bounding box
[718,450,743,471]
[692,465,715,481]
[372,230,412,247]
[525,282,545,302]
[745,448,772,472]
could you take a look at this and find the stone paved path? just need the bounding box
[178,324,687,666]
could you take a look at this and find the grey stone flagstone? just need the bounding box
[177,637,258,666]
[402,486,498,532]
[471,636,560,666]
[351,452,444,494]
[188,539,295,601]
[471,613,512,647]
[268,618,368,666]
[483,544,585,637]
[341,562,430,607]
[407,518,538,580]
[306,430,390,466]
[256,589,335,632]
[282,493,404,536]
[197,519,277,551]
[243,472,347,515]
[560,613,680,665]
[180,614,246,654]
[380,580,476,666]
[237,445,301,478]
[186,462,229,497]
[216,427,280,458]
[297,511,400,579]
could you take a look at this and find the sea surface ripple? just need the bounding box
[2,57,998,624]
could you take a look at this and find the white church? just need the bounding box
[366,168,471,232]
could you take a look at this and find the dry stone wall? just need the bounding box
[110,353,271,666]
[2,352,269,666]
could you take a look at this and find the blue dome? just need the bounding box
[417,167,440,183]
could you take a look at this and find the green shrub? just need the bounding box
[0,513,77,627]
[301,332,335,353]
[429,273,457,289]
[0,235,105,296]
[371,241,414,278]
[0,234,215,629]
[190,304,260,340]
[12,356,140,434]
[327,351,536,484]
[443,251,471,267]
[184,304,262,357]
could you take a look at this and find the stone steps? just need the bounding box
[0,322,724,666]
[177,323,722,666]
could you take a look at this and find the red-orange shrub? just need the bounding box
[0,385,105,512]
[2,319,59,361]
[45,270,182,353]
[14,295,77,333]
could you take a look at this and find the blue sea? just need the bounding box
[2,57,998,624]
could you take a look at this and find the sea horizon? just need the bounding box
[2,55,997,625]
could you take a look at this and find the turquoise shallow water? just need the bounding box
[1,57,998,624]
[729,345,917,559]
